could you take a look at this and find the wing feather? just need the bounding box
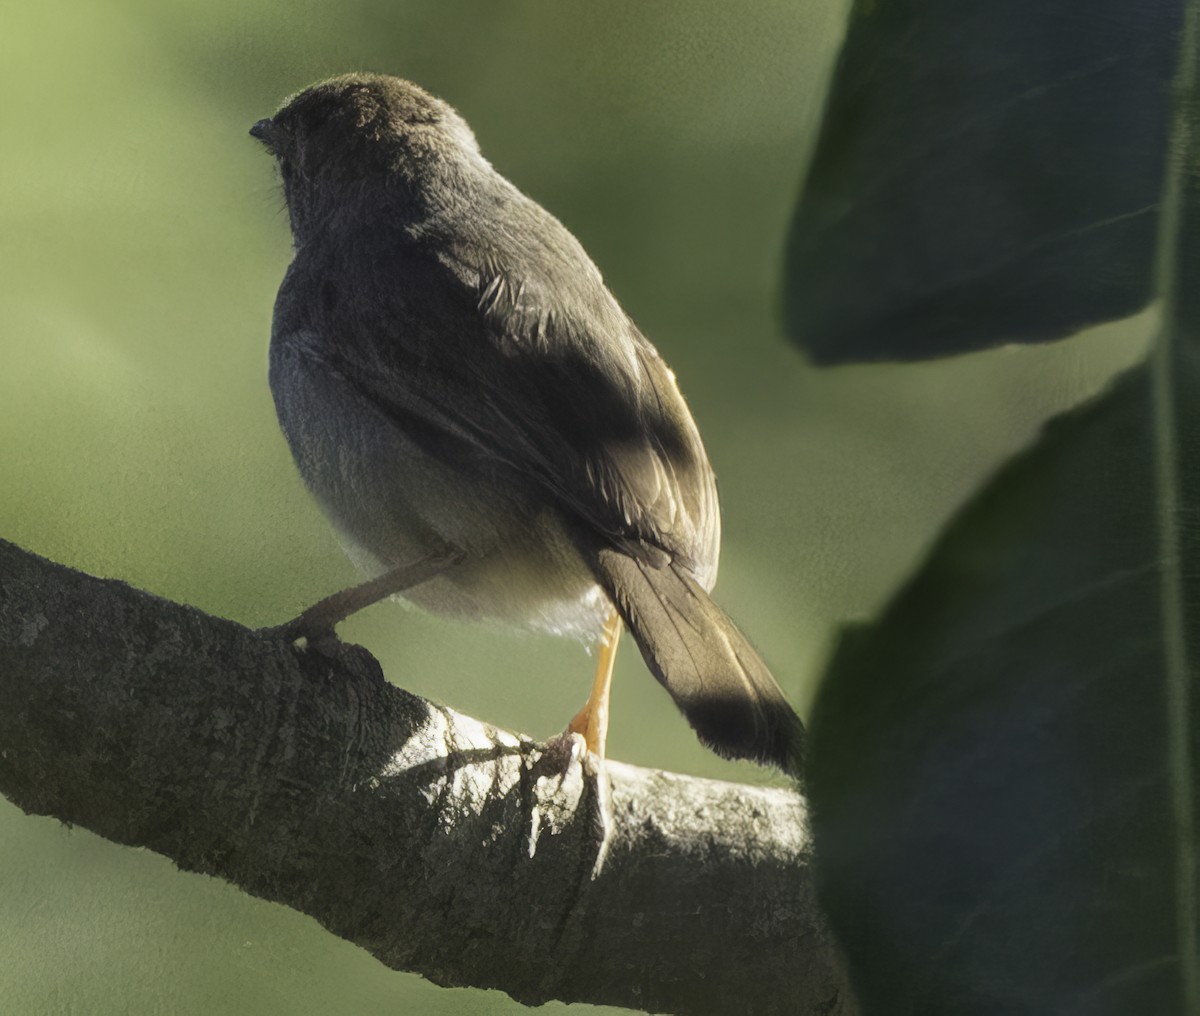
[459,231,717,578]
[275,195,719,584]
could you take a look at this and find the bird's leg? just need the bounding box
[532,611,621,878]
[565,611,623,760]
[271,545,464,644]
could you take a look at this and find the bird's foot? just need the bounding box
[541,729,589,773]
[261,611,343,657]
[582,750,614,878]
[563,697,607,761]
[539,730,614,878]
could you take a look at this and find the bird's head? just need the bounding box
[251,73,484,241]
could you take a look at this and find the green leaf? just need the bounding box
[811,364,1197,1012]
[783,0,1187,363]
[807,5,1200,1012]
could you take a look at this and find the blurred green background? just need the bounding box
[0,1,1150,1013]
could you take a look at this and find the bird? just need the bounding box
[251,73,805,778]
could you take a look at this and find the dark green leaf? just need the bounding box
[783,0,1185,362]
[810,364,1196,1013]
[807,6,1200,1010]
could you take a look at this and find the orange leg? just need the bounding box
[566,611,623,760]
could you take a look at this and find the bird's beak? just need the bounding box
[249,118,275,146]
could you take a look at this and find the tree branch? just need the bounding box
[0,540,856,1016]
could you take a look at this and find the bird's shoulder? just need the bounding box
[424,183,640,371]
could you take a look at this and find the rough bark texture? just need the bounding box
[0,539,856,1016]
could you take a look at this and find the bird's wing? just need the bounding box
[280,226,719,581]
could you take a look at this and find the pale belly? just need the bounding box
[271,339,610,639]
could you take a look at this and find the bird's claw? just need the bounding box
[261,615,341,656]
[537,731,613,878]
[540,730,588,778]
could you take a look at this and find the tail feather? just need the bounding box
[586,546,806,779]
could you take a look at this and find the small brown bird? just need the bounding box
[252,74,804,776]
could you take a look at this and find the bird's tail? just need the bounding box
[585,546,806,779]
